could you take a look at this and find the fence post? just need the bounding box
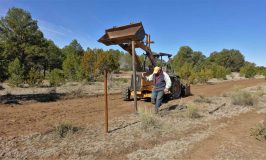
[131,40,138,113]
[104,69,108,133]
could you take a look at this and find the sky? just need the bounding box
[0,0,266,66]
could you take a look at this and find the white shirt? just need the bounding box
[145,72,172,89]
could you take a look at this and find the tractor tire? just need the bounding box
[122,87,131,101]
[182,84,191,97]
[171,78,182,99]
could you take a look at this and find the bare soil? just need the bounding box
[184,111,266,160]
[0,78,266,160]
[0,78,264,138]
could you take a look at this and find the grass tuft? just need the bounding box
[221,92,231,97]
[255,86,264,97]
[186,105,201,119]
[138,107,161,131]
[54,121,79,138]
[194,95,212,104]
[231,91,258,106]
[250,121,266,141]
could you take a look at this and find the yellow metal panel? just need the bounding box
[143,93,152,98]
[131,91,142,96]
[141,78,153,91]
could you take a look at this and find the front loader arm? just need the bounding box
[135,41,157,67]
[119,43,143,72]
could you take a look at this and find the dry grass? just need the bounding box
[232,85,246,92]
[221,85,245,97]
[68,85,85,97]
[250,121,266,141]
[54,121,79,138]
[0,84,4,90]
[221,92,231,97]
[194,95,212,104]
[255,86,265,97]
[231,91,258,106]
[138,107,161,131]
[186,105,201,119]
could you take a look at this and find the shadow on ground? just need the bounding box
[0,93,66,104]
[108,121,140,133]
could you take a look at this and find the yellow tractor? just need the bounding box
[98,22,190,101]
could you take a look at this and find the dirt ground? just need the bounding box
[0,78,266,159]
[0,78,264,137]
[184,111,266,160]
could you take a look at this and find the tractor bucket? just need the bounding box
[98,22,145,46]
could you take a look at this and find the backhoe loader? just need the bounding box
[98,22,190,101]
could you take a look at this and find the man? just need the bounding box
[143,66,172,113]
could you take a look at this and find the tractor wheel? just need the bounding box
[182,84,191,97]
[171,79,182,99]
[122,86,131,101]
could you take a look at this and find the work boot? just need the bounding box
[154,107,159,114]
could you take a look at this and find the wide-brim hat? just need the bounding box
[153,66,161,74]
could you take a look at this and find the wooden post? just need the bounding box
[132,41,138,113]
[104,69,108,133]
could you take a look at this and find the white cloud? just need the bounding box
[38,20,73,37]
[37,19,98,49]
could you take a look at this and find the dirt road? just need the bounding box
[0,78,265,138]
[184,111,266,159]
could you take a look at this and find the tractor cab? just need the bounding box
[143,52,175,75]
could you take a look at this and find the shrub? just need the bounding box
[55,121,79,138]
[240,63,256,78]
[211,64,229,79]
[250,122,266,141]
[231,91,258,106]
[208,49,245,72]
[28,67,43,86]
[0,60,8,81]
[178,62,193,81]
[63,53,84,81]
[193,68,213,84]
[255,66,266,76]
[49,69,64,86]
[8,58,24,86]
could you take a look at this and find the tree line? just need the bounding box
[0,7,265,87]
[171,46,266,83]
[0,8,128,86]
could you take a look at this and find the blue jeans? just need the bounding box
[151,90,164,108]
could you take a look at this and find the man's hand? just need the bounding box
[141,73,145,78]
[164,88,169,94]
